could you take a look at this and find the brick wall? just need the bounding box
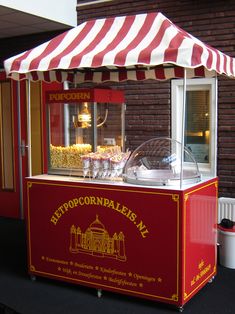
[0,30,67,68]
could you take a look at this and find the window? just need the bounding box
[171,78,217,177]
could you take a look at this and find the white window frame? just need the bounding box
[171,78,217,177]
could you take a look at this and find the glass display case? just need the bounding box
[46,88,125,177]
[123,137,201,186]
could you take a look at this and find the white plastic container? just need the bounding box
[218,224,235,269]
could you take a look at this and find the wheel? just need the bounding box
[178,306,184,312]
[97,289,102,298]
[208,276,215,283]
[30,275,36,281]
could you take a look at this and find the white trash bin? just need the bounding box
[218,224,235,269]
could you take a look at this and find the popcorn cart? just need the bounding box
[25,135,217,312]
[5,11,229,312]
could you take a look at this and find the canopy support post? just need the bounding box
[214,72,218,177]
[27,79,32,177]
[63,81,70,146]
[91,102,97,152]
[180,68,187,189]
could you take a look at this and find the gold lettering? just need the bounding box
[55,209,62,219]
[190,263,212,286]
[57,205,65,214]
[83,196,90,205]
[50,216,58,225]
[50,195,149,238]
[114,203,122,212]
[141,228,149,238]
[63,203,69,211]
[48,91,91,102]
[50,198,80,225]
[84,92,90,99]
[73,198,79,207]
[107,200,115,209]
[68,200,75,208]
[136,220,146,232]
[125,208,131,218]
[120,206,128,215]
[89,196,97,205]
[78,197,84,206]
[136,220,149,238]
[103,198,110,207]
[129,212,137,222]
[115,202,121,211]
[96,197,103,206]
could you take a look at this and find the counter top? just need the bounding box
[26,174,216,192]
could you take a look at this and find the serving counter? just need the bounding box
[26,174,217,310]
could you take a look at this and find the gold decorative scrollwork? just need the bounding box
[172,293,178,301]
[30,265,36,271]
[172,194,179,202]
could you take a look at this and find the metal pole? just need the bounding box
[27,79,32,177]
[214,73,218,177]
[121,103,126,152]
[91,102,97,152]
[180,68,187,189]
[63,81,70,146]
[16,82,24,219]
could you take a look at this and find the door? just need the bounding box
[0,73,27,218]
[0,75,63,219]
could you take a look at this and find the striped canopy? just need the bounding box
[4,12,235,83]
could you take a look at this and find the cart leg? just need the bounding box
[97,289,102,298]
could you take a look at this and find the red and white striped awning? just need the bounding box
[4,12,235,83]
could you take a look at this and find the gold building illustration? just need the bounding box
[69,215,126,261]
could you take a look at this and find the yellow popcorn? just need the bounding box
[50,144,92,169]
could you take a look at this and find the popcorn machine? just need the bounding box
[46,88,126,178]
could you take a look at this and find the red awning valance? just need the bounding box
[4,12,235,82]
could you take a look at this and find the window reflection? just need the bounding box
[185,90,210,164]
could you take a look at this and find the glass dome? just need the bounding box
[123,137,201,186]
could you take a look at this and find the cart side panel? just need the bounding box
[183,178,218,304]
[26,179,181,305]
